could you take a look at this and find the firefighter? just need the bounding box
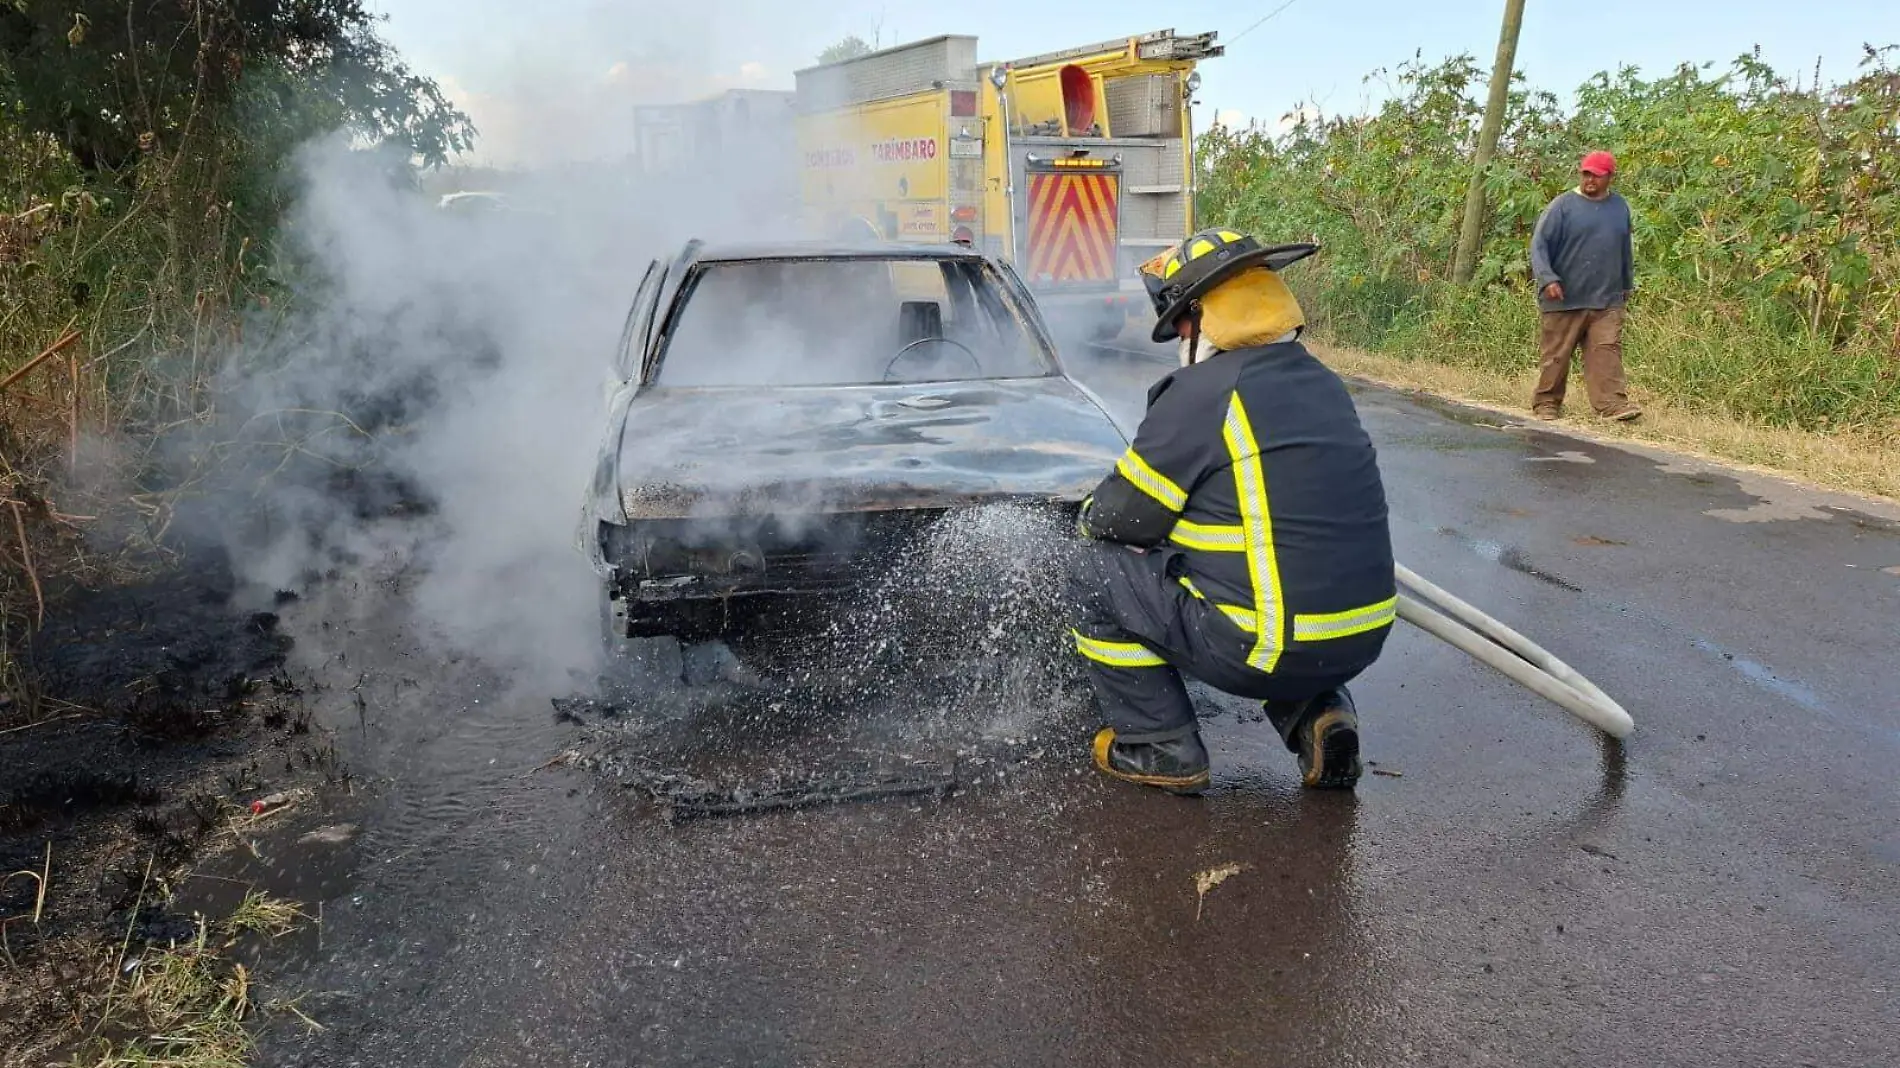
[1069,229,1396,794]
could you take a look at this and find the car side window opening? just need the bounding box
[652,257,1055,388]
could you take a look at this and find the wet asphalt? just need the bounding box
[225,331,1899,1068]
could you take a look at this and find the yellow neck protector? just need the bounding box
[1198,267,1306,352]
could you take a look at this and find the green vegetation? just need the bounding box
[1197,47,1900,438]
[2,1,472,688]
[818,35,875,64]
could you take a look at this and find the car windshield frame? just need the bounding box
[643,253,1060,389]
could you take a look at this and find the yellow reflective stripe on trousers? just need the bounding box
[1116,449,1187,512]
[1071,630,1169,669]
[1168,519,1245,552]
[1222,394,1287,672]
[1293,596,1398,641]
[1178,576,1259,631]
[1217,603,1259,631]
[1185,575,1392,645]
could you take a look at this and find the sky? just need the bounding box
[365,0,1900,166]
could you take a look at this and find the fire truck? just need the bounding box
[791,29,1222,339]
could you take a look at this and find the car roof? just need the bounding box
[685,240,986,265]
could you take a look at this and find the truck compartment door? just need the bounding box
[1021,162,1122,292]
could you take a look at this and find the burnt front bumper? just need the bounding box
[600,508,955,607]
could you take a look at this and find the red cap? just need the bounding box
[1580,151,1617,176]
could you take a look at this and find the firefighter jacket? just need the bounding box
[1081,339,1397,677]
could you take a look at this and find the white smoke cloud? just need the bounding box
[174,9,822,696]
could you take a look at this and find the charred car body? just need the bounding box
[579,240,1130,642]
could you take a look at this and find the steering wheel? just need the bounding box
[882,336,982,382]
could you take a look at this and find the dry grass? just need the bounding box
[0,770,325,1064]
[1313,342,1900,508]
[81,918,257,1068]
[61,889,312,1068]
[0,838,312,1067]
[220,890,307,941]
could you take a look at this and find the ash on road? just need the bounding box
[216,334,1897,1068]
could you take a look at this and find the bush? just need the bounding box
[1198,46,1900,432]
[1,1,472,688]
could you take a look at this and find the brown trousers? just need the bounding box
[1534,307,1631,415]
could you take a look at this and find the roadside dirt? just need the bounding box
[1311,341,1900,508]
[0,550,340,1064]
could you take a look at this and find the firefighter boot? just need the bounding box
[1092,724,1210,796]
[1264,688,1363,790]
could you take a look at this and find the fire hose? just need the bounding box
[1395,562,1634,739]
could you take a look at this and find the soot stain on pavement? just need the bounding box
[1646,456,1900,528]
[1433,525,1585,592]
[0,550,342,1060]
[569,658,1089,823]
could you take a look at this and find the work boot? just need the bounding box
[1293,688,1362,789]
[1531,403,1561,421]
[1092,726,1210,796]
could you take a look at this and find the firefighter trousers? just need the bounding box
[1067,540,1360,738]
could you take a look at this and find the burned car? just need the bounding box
[579,240,1130,643]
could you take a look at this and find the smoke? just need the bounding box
[141,4,1128,705]
[160,7,828,696]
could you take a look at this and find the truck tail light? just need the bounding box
[950,90,977,117]
[952,226,975,245]
[951,205,978,223]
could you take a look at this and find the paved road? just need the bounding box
[230,332,1899,1068]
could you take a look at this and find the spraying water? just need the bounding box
[576,501,1096,814]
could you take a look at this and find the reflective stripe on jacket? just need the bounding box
[1082,340,1396,676]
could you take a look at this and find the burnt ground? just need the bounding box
[0,549,338,1063]
[1,298,468,1062]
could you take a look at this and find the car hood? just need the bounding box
[611,377,1128,520]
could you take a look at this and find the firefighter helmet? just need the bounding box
[1138,229,1318,342]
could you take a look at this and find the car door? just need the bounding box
[580,259,667,560]
[988,256,1131,442]
[614,259,665,383]
[986,256,1070,371]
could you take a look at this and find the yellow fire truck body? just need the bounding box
[791,29,1221,336]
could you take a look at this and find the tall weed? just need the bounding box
[1199,46,1900,435]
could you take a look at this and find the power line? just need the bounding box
[1228,0,1306,46]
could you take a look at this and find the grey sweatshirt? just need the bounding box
[1529,189,1634,313]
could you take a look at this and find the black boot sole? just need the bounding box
[1094,756,1211,796]
[1092,730,1211,796]
[1301,717,1362,790]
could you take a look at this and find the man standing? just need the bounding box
[1529,150,1641,422]
[1069,229,1396,795]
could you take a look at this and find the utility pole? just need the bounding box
[1451,0,1528,284]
